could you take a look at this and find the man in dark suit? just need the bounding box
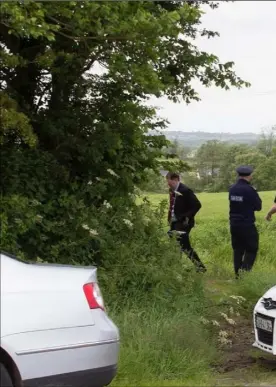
[166,172,206,272]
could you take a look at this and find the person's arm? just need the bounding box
[179,188,202,220]
[250,187,262,211]
[266,197,276,221]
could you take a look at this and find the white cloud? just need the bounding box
[151,1,276,133]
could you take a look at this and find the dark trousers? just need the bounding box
[170,222,206,272]
[230,224,259,277]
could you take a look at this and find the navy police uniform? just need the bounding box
[229,166,262,277]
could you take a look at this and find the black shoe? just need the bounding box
[196,266,207,274]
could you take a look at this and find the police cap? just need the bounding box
[236,165,253,177]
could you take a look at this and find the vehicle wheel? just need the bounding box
[0,363,13,387]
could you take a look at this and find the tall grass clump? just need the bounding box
[97,191,275,385]
[97,198,218,385]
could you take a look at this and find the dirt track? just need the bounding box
[214,316,276,386]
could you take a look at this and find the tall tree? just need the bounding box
[0,1,249,261]
[257,126,276,157]
[196,140,228,182]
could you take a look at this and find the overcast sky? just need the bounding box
[151,1,276,134]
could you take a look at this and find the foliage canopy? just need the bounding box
[0,1,248,262]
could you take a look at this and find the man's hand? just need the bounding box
[182,217,190,230]
[182,217,189,226]
[265,213,272,221]
[265,203,276,221]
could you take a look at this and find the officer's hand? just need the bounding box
[265,214,272,221]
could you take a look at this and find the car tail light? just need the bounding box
[83,283,105,310]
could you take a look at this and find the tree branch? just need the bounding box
[54,29,132,42]
[35,82,52,113]
[0,22,20,54]
[46,15,72,29]
[0,21,11,29]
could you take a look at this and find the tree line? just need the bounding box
[157,127,276,193]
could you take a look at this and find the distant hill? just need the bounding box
[163,131,259,148]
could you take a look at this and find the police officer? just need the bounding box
[229,166,262,277]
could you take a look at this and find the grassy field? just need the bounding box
[111,191,276,387]
[145,191,275,274]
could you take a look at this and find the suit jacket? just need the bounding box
[169,183,201,230]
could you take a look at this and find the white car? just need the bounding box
[253,285,276,355]
[0,252,119,387]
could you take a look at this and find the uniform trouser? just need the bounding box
[170,222,206,272]
[230,224,259,276]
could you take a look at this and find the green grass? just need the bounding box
[145,191,275,275]
[111,191,276,386]
[144,191,273,218]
